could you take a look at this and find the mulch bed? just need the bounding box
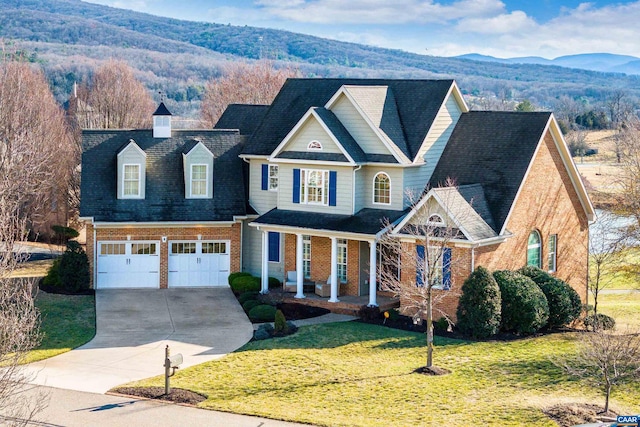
[544,403,618,427]
[110,386,206,405]
[414,366,451,376]
[276,302,330,321]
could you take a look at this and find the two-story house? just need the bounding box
[81,79,594,321]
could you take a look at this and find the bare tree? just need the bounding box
[566,130,589,162]
[0,59,64,424]
[380,180,468,371]
[616,119,640,228]
[562,330,640,414]
[75,59,155,129]
[588,211,630,316]
[200,60,299,127]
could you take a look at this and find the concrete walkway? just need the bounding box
[2,385,311,427]
[24,288,253,394]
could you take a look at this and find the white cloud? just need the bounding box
[456,10,537,34]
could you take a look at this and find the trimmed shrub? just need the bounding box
[519,266,582,328]
[493,270,549,334]
[242,299,261,312]
[58,241,90,293]
[231,275,260,294]
[358,305,381,322]
[268,276,281,289]
[237,291,260,304]
[253,323,274,340]
[433,317,449,333]
[584,314,616,330]
[274,309,287,334]
[248,304,277,322]
[42,258,62,287]
[228,272,251,286]
[538,279,582,328]
[457,266,502,339]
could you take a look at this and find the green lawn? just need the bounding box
[124,320,640,426]
[591,247,640,290]
[597,291,640,330]
[26,292,96,363]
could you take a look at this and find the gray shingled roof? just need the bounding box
[252,208,408,235]
[80,130,247,222]
[153,102,172,116]
[242,79,454,161]
[429,111,552,233]
[214,104,269,135]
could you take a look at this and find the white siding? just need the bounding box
[416,94,462,184]
[330,95,392,156]
[242,221,263,276]
[283,118,343,154]
[407,198,451,227]
[355,166,404,211]
[278,163,354,215]
[249,160,278,214]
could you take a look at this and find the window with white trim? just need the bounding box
[548,234,557,273]
[302,235,311,279]
[191,164,207,197]
[171,242,196,254]
[373,172,390,204]
[301,169,329,205]
[268,164,279,191]
[307,140,323,150]
[527,230,542,268]
[100,243,125,255]
[337,239,347,283]
[123,164,141,197]
[131,243,157,255]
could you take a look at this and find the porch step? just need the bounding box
[282,293,400,317]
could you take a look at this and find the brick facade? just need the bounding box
[398,130,590,321]
[85,223,242,289]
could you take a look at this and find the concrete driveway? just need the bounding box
[24,288,253,393]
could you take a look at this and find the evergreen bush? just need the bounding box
[242,299,261,312]
[42,258,62,287]
[519,266,582,328]
[268,276,281,289]
[237,291,260,304]
[493,270,549,334]
[228,271,251,286]
[230,275,260,294]
[58,241,90,293]
[584,313,616,330]
[456,266,502,338]
[274,309,287,334]
[248,304,277,322]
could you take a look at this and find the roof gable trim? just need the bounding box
[117,139,146,158]
[269,108,356,165]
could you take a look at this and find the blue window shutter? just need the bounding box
[443,247,452,290]
[329,171,337,206]
[268,232,280,262]
[261,164,268,191]
[416,245,425,287]
[293,169,300,203]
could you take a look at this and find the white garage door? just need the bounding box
[168,240,230,287]
[97,241,160,289]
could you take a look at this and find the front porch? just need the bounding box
[278,290,399,316]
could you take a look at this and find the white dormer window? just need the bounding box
[123,164,141,197]
[117,140,146,199]
[183,141,213,199]
[191,164,208,197]
[307,140,323,150]
[427,214,445,226]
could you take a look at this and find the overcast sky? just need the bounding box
[84,0,640,59]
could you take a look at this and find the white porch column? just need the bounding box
[368,240,378,307]
[295,234,305,299]
[329,237,339,303]
[260,231,269,294]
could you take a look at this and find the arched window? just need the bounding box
[373,172,390,204]
[527,230,542,268]
[307,140,323,150]
[427,214,445,226]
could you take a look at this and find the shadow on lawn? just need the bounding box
[482,356,578,390]
[239,321,472,352]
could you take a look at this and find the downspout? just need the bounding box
[471,246,475,271]
[352,165,362,213]
[239,219,244,272]
[93,222,97,289]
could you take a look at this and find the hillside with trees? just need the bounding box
[1,0,640,119]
